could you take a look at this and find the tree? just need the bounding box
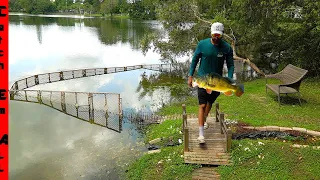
[100,0,118,16]
[141,0,320,76]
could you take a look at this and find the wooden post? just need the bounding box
[59,71,64,81]
[75,92,79,117]
[184,128,189,152]
[182,104,187,128]
[9,90,14,100]
[105,94,108,127]
[61,92,66,112]
[14,82,18,91]
[35,75,39,85]
[220,113,224,134]
[227,129,232,152]
[118,94,122,132]
[182,104,189,152]
[50,92,53,107]
[25,91,28,101]
[25,78,28,88]
[37,90,42,104]
[88,93,93,124]
[215,103,219,122]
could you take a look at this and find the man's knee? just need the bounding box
[199,104,206,109]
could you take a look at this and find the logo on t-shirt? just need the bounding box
[217,52,223,57]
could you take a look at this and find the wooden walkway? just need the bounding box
[184,118,231,165]
[182,103,232,180]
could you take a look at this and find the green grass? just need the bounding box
[218,139,320,180]
[126,120,199,180]
[84,13,103,17]
[145,119,183,145]
[127,78,320,180]
[158,78,320,131]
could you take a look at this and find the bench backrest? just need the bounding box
[277,64,308,91]
[280,64,308,84]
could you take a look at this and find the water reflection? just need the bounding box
[10,101,145,180]
[9,15,159,49]
[9,14,164,179]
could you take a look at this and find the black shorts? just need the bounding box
[197,87,220,105]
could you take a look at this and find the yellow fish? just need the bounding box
[192,73,244,97]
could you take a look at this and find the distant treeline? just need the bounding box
[9,0,320,76]
[9,0,156,19]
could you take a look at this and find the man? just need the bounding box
[188,22,234,144]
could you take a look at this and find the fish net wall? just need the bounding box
[9,90,122,132]
[9,65,177,91]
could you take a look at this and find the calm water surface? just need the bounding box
[9,14,171,179]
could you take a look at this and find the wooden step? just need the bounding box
[185,158,231,165]
[189,134,226,139]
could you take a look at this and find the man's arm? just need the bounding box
[226,46,234,79]
[188,44,202,77]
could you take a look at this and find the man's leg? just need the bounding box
[198,104,206,127]
[198,104,206,143]
[203,102,212,129]
[204,92,220,128]
[197,88,207,143]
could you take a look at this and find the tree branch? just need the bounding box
[190,2,265,76]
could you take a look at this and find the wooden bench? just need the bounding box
[265,64,308,106]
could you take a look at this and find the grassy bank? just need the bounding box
[159,78,320,131]
[126,120,320,180]
[218,139,320,180]
[126,120,200,180]
[126,78,320,179]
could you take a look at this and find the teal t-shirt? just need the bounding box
[188,38,234,78]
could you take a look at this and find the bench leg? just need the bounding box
[278,94,281,106]
[298,92,302,106]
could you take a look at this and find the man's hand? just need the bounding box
[188,76,193,88]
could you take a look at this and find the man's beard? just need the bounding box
[211,38,221,45]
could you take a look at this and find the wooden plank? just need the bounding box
[185,160,231,165]
[189,134,225,139]
[188,142,226,148]
[184,153,230,159]
[188,147,226,152]
[185,152,230,156]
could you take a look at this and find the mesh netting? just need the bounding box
[10,90,122,132]
[9,65,185,132]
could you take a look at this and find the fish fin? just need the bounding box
[224,91,233,96]
[235,84,245,97]
[206,89,212,94]
[207,72,222,78]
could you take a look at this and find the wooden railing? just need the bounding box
[215,103,232,152]
[182,104,189,152]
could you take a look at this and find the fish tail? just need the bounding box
[235,84,244,97]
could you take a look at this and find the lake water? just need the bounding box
[9,14,171,179]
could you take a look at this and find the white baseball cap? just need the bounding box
[211,22,224,35]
